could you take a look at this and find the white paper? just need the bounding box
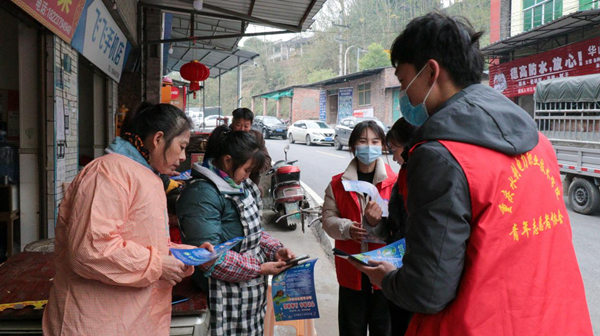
[56,97,65,141]
[342,180,389,217]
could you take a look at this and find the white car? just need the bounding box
[201,115,220,128]
[288,120,335,146]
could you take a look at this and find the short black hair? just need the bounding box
[390,12,484,89]
[386,118,417,147]
[232,108,254,123]
[205,126,266,173]
[348,120,387,154]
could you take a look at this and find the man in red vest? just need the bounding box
[349,12,593,335]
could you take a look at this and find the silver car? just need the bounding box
[334,117,388,150]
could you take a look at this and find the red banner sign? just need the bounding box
[489,36,600,97]
[12,0,86,43]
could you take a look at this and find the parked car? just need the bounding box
[202,115,220,128]
[252,116,288,139]
[334,116,388,150]
[187,108,204,129]
[288,120,335,146]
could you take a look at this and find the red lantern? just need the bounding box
[180,60,209,98]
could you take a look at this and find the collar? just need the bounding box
[192,163,245,195]
[342,157,389,186]
[105,137,154,171]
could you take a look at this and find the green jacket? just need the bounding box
[177,164,246,291]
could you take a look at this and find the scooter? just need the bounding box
[266,145,308,230]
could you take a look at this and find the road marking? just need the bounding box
[315,151,345,159]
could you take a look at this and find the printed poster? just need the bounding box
[170,236,244,266]
[337,88,353,123]
[272,259,320,321]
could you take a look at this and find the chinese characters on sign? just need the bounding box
[490,36,600,98]
[319,91,327,122]
[337,88,354,123]
[12,0,86,43]
[71,0,130,82]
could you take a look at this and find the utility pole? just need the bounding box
[333,24,349,76]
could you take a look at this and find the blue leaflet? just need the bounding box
[170,237,244,266]
[352,239,406,268]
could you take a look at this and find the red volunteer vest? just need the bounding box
[331,164,397,291]
[406,134,592,336]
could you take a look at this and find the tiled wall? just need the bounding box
[46,36,80,237]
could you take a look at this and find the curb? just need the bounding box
[300,181,335,262]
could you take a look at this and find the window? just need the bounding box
[523,0,562,31]
[580,0,599,10]
[358,83,371,106]
[306,121,330,129]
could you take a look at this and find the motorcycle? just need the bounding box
[266,145,308,230]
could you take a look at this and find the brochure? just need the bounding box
[333,239,406,268]
[272,259,320,321]
[171,170,192,181]
[170,237,244,266]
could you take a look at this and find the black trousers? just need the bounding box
[388,300,412,335]
[338,274,391,336]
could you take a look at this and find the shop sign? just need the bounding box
[319,91,327,121]
[12,0,86,43]
[353,107,373,118]
[490,36,600,97]
[70,0,130,82]
[171,87,180,100]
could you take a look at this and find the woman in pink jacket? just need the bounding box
[43,104,205,335]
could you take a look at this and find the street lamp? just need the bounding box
[237,61,258,108]
[344,46,366,75]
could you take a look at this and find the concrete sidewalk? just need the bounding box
[262,210,339,336]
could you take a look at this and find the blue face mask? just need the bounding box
[399,64,436,126]
[355,145,382,165]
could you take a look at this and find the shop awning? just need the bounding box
[304,67,387,88]
[481,9,600,57]
[261,88,294,100]
[142,0,327,77]
[534,74,600,103]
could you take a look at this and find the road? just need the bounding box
[265,138,600,334]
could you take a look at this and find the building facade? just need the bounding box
[0,0,140,257]
[486,0,600,114]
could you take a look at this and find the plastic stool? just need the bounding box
[264,279,317,336]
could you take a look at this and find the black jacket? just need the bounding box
[381,84,539,314]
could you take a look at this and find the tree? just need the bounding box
[307,69,337,83]
[359,43,391,71]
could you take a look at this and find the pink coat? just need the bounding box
[43,153,193,335]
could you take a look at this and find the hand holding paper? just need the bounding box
[170,237,243,266]
[342,180,389,217]
[364,200,383,226]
